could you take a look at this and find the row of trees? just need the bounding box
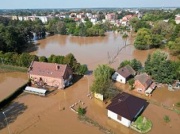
[141,9,180,22]
[46,18,110,36]
[0,51,88,75]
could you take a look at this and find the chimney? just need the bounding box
[56,65,60,70]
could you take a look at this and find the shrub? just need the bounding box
[163,115,170,123]
[78,106,86,116]
[175,102,180,107]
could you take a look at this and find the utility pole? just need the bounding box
[2,112,11,134]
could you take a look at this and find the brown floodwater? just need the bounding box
[31,32,161,70]
[0,72,28,102]
[1,33,179,134]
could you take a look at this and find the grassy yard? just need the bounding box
[131,116,152,133]
[0,64,28,73]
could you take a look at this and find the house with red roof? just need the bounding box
[106,92,147,127]
[28,61,73,89]
[112,65,136,84]
[134,73,156,95]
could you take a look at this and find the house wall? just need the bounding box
[175,20,180,24]
[116,73,126,84]
[134,80,146,94]
[29,74,65,89]
[107,110,131,127]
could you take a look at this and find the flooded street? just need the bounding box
[0,72,28,101]
[0,33,180,134]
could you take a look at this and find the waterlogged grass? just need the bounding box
[163,115,170,123]
[78,115,115,134]
[131,116,152,133]
[0,64,27,72]
[175,102,180,107]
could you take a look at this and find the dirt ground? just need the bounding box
[0,74,180,134]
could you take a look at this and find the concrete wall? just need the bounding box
[107,110,131,127]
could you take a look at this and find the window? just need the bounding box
[118,115,122,121]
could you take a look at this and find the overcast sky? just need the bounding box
[0,0,179,9]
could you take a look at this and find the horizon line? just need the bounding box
[0,6,179,10]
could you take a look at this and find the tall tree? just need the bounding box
[134,28,152,50]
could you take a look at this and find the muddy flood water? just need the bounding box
[31,32,164,70]
[0,72,28,102]
[0,33,180,134]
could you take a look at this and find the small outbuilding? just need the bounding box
[24,86,47,96]
[106,92,147,127]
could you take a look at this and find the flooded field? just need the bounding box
[0,33,179,134]
[0,72,28,102]
[31,32,162,70]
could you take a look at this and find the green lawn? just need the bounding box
[0,64,27,72]
[131,116,152,133]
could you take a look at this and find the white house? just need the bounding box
[106,92,147,127]
[175,16,180,24]
[90,18,97,25]
[112,65,136,84]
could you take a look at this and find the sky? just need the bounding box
[0,0,180,9]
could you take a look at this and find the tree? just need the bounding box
[145,54,152,74]
[78,22,87,36]
[122,33,128,46]
[90,64,118,99]
[130,59,142,71]
[93,64,114,82]
[76,64,88,75]
[56,21,67,35]
[118,60,130,69]
[85,21,92,29]
[19,53,36,67]
[64,53,77,70]
[39,56,48,62]
[133,20,151,32]
[134,28,152,50]
[128,79,135,90]
[167,37,180,57]
[118,59,142,72]
[144,50,177,83]
[152,21,174,40]
[152,34,163,48]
